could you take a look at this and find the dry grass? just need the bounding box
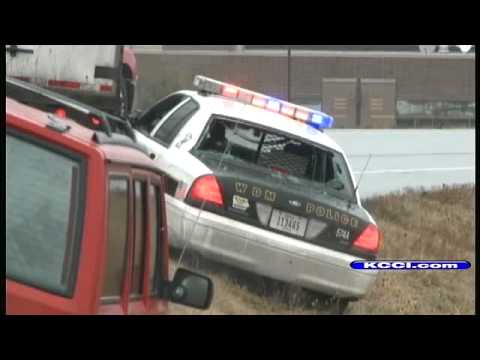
[169,185,475,315]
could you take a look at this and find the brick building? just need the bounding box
[131,45,475,128]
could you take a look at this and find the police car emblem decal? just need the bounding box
[232,195,250,211]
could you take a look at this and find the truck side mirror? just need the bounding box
[166,268,214,310]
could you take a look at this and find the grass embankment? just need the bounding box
[169,185,475,315]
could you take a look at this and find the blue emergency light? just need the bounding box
[310,113,335,130]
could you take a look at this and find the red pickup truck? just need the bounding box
[6,78,213,315]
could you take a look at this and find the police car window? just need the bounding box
[193,118,355,202]
[153,99,199,147]
[136,94,187,134]
[6,132,85,297]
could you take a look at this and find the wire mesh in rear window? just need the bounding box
[257,135,313,178]
[194,118,355,201]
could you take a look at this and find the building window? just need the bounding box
[397,100,475,128]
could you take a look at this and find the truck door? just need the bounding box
[6,127,91,314]
[129,171,170,314]
[99,167,169,315]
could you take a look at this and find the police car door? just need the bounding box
[150,98,199,156]
[134,96,199,168]
[133,94,188,154]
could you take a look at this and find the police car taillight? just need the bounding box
[352,224,383,254]
[193,75,335,130]
[189,175,224,208]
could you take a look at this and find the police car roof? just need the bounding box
[182,90,344,154]
[6,97,158,169]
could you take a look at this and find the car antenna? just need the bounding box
[354,153,373,197]
[174,122,234,275]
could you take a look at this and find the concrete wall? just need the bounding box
[326,129,475,198]
[134,53,475,112]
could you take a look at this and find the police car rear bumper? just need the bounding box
[166,196,378,299]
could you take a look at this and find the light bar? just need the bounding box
[280,106,295,117]
[295,109,310,122]
[266,100,281,112]
[193,75,335,129]
[252,96,267,108]
[222,86,239,98]
[311,113,335,130]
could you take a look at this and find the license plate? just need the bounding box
[269,210,307,237]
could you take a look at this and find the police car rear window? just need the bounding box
[192,118,355,202]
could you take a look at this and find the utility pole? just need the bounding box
[287,46,291,102]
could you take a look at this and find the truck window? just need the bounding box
[131,181,147,298]
[136,94,187,134]
[149,184,160,295]
[102,178,129,302]
[102,176,163,304]
[153,99,199,147]
[6,132,85,297]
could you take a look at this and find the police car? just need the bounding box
[131,75,382,305]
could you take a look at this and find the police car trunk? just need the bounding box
[181,77,381,261]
